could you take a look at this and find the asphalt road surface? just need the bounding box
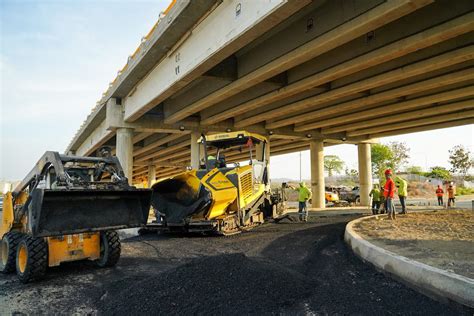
[0,215,471,315]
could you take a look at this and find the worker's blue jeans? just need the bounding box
[298,201,307,220]
[385,198,396,215]
[399,196,407,213]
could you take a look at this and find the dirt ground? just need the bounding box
[353,210,474,279]
[1,214,471,315]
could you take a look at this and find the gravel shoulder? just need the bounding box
[1,215,471,315]
[353,210,474,279]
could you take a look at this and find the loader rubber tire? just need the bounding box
[0,232,23,273]
[16,236,48,283]
[96,231,121,268]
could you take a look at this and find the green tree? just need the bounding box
[388,142,410,171]
[371,143,393,180]
[426,166,451,181]
[371,142,411,181]
[324,155,344,176]
[449,145,473,181]
[406,166,423,175]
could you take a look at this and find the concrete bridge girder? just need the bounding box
[341,99,474,137]
[105,94,364,143]
[204,3,473,127]
[234,15,474,129]
[284,63,474,131]
[163,0,434,125]
[75,119,113,157]
[321,87,474,134]
[265,48,474,130]
[362,110,474,138]
[124,0,310,122]
[370,117,474,139]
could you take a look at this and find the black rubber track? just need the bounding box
[0,232,23,273]
[16,236,48,283]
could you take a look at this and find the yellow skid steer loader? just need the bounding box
[149,132,285,235]
[0,151,151,282]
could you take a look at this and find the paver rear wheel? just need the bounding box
[95,231,121,268]
[0,232,23,273]
[16,236,48,283]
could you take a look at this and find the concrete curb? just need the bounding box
[345,216,474,308]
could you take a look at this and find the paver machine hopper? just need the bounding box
[0,150,151,282]
[149,131,286,235]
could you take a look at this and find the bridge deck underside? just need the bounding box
[71,0,474,183]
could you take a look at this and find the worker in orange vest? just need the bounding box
[435,185,444,206]
[447,183,456,207]
[383,169,396,220]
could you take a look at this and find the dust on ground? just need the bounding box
[354,210,474,279]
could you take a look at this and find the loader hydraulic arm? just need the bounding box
[13,152,67,196]
[13,152,128,198]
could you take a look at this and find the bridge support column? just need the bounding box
[310,140,325,209]
[265,140,270,181]
[190,132,200,169]
[117,127,134,184]
[358,143,373,206]
[147,164,156,188]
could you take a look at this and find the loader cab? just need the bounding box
[42,163,97,188]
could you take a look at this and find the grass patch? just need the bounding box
[455,186,474,196]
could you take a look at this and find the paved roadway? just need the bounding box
[1,214,472,315]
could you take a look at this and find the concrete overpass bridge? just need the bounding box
[66,0,474,208]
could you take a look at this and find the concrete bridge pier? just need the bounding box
[147,164,156,188]
[310,140,325,209]
[265,140,270,181]
[190,132,200,169]
[358,143,373,206]
[116,127,134,184]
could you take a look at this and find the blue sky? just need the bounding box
[1,0,170,180]
[1,0,473,181]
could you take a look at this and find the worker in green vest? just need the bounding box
[369,184,381,215]
[290,182,312,222]
[394,176,408,214]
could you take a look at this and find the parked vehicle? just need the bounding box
[324,187,339,204]
[338,186,360,204]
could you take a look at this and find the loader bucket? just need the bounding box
[151,175,212,224]
[27,189,152,237]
